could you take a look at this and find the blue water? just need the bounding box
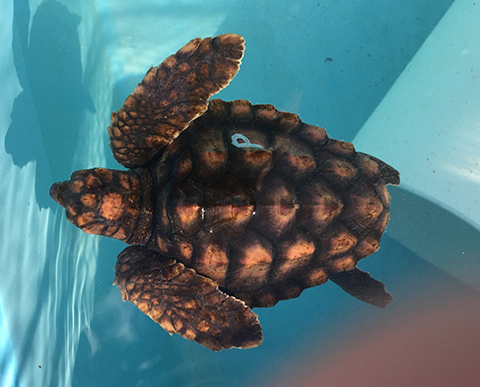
[2,0,480,386]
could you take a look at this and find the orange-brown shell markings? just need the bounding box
[84,172,102,189]
[227,232,274,291]
[296,124,327,145]
[297,181,343,231]
[274,232,316,280]
[253,176,299,240]
[328,255,357,273]
[204,194,254,235]
[114,245,263,350]
[355,153,380,178]
[321,227,358,258]
[355,236,381,259]
[254,104,279,123]
[175,152,194,179]
[156,181,256,241]
[343,186,384,231]
[170,187,203,237]
[195,234,229,287]
[229,99,253,121]
[301,266,329,288]
[146,99,399,307]
[375,212,390,235]
[326,139,355,156]
[275,138,317,181]
[68,179,84,194]
[169,239,194,265]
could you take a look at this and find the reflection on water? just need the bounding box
[1,0,110,386]
[0,300,17,386]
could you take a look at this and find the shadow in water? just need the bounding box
[6,0,95,209]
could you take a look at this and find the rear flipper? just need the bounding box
[113,245,263,351]
[329,267,393,309]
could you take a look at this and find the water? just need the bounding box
[1,0,480,386]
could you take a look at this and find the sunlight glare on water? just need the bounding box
[1,0,110,386]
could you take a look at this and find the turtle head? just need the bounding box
[50,168,154,244]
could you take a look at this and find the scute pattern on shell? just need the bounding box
[150,99,399,308]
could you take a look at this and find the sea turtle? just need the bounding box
[50,34,399,351]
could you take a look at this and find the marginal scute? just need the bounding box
[328,256,357,273]
[301,266,329,288]
[343,186,384,230]
[322,228,357,258]
[374,183,391,206]
[355,236,381,259]
[355,153,379,178]
[254,287,278,308]
[229,99,253,121]
[278,112,301,133]
[254,104,279,123]
[279,281,303,300]
[375,212,390,234]
[296,124,327,145]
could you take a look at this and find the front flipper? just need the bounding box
[329,267,393,309]
[113,245,263,351]
[108,34,245,168]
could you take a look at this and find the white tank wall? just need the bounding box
[353,0,480,289]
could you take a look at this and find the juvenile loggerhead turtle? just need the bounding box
[50,34,399,351]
